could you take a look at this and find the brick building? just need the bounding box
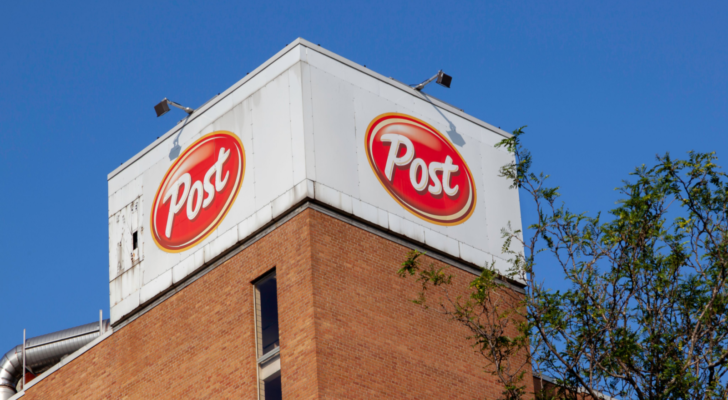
[1,39,529,399]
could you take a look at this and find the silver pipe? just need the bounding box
[0,320,109,400]
[21,330,25,390]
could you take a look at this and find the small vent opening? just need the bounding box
[132,231,138,250]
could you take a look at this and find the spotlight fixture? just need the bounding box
[412,70,452,91]
[154,98,195,118]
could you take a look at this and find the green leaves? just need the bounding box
[496,126,531,190]
[402,128,728,399]
[497,129,728,399]
[397,249,530,400]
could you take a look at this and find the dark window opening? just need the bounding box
[255,271,282,400]
[263,375,282,400]
[132,231,138,250]
[256,273,279,355]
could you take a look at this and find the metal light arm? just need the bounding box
[166,99,194,114]
[154,98,195,118]
[413,71,441,91]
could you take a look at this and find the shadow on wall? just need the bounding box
[168,115,192,161]
[421,93,466,147]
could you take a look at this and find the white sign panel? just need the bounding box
[107,39,522,324]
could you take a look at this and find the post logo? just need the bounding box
[365,113,476,226]
[151,131,245,252]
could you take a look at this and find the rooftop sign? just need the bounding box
[150,132,244,253]
[365,113,476,226]
[107,39,522,324]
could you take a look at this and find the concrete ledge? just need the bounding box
[112,199,526,331]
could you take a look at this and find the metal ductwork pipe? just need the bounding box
[0,320,109,400]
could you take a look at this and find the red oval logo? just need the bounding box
[365,113,476,226]
[151,131,245,252]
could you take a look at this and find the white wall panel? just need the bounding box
[376,209,389,230]
[227,48,299,107]
[108,196,143,282]
[483,129,511,154]
[237,215,257,243]
[351,198,378,226]
[460,243,488,268]
[305,47,518,275]
[424,229,460,258]
[108,161,141,196]
[252,72,294,208]
[108,116,204,195]
[255,204,273,229]
[288,65,307,184]
[300,63,317,181]
[271,180,308,219]
[212,228,238,260]
[108,175,142,217]
[193,95,234,130]
[110,291,139,323]
[399,217,426,243]
[491,256,513,277]
[108,44,302,196]
[172,254,196,285]
[138,158,181,285]
[428,118,490,253]
[348,83,492,255]
[314,182,341,209]
[339,192,353,214]
[306,49,380,95]
[214,103,255,236]
[378,79,417,111]
[140,270,172,304]
[387,213,404,236]
[423,104,481,147]
[109,264,140,306]
[309,66,360,198]
[481,143,523,259]
[108,42,523,324]
[352,87,402,212]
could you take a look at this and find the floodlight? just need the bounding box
[436,71,452,88]
[412,70,453,91]
[154,98,194,117]
[154,100,171,117]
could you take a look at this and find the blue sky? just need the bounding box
[0,0,726,351]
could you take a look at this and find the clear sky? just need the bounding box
[0,0,726,352]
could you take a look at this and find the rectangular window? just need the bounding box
[255,271,281,400]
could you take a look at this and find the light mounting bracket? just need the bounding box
[154,98,195,117]
[412,70,452,91]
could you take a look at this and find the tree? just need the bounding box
[398,128,728,399]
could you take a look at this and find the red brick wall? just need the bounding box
[307,210,533,400]
[22,208,532,399]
